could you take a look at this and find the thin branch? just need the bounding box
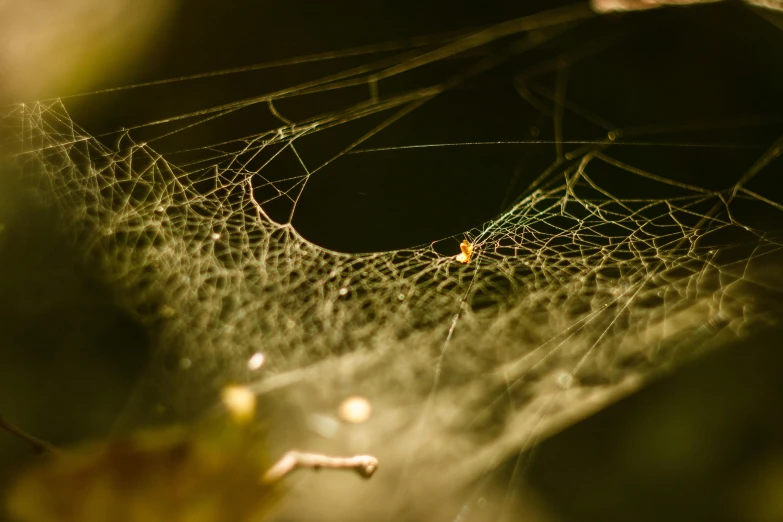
[262,451,379,483]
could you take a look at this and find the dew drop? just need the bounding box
[248,352,266,370]
[338,396,372,423]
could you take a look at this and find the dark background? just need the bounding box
[2,1,783,521]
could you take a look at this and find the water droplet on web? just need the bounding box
[338,396,372,423]
[339,287,348,296]
[397,293,405,301]
[211,232,220,240]
[247,352,265,370]
[221,385,256,424]
[557,372,573,388]
[155,206,165,213]
[179,357,192,370]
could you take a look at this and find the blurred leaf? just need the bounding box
[6,423,279,522]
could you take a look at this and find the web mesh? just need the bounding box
[3,2,783,520]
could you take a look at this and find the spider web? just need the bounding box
[3,2,783,520]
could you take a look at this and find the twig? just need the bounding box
[0,414,61,455]
[262,451,379,483]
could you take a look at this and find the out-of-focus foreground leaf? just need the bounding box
[6,423,279,522]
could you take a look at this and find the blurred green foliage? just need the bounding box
[0,171,150,507]
[7,422,278,522]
